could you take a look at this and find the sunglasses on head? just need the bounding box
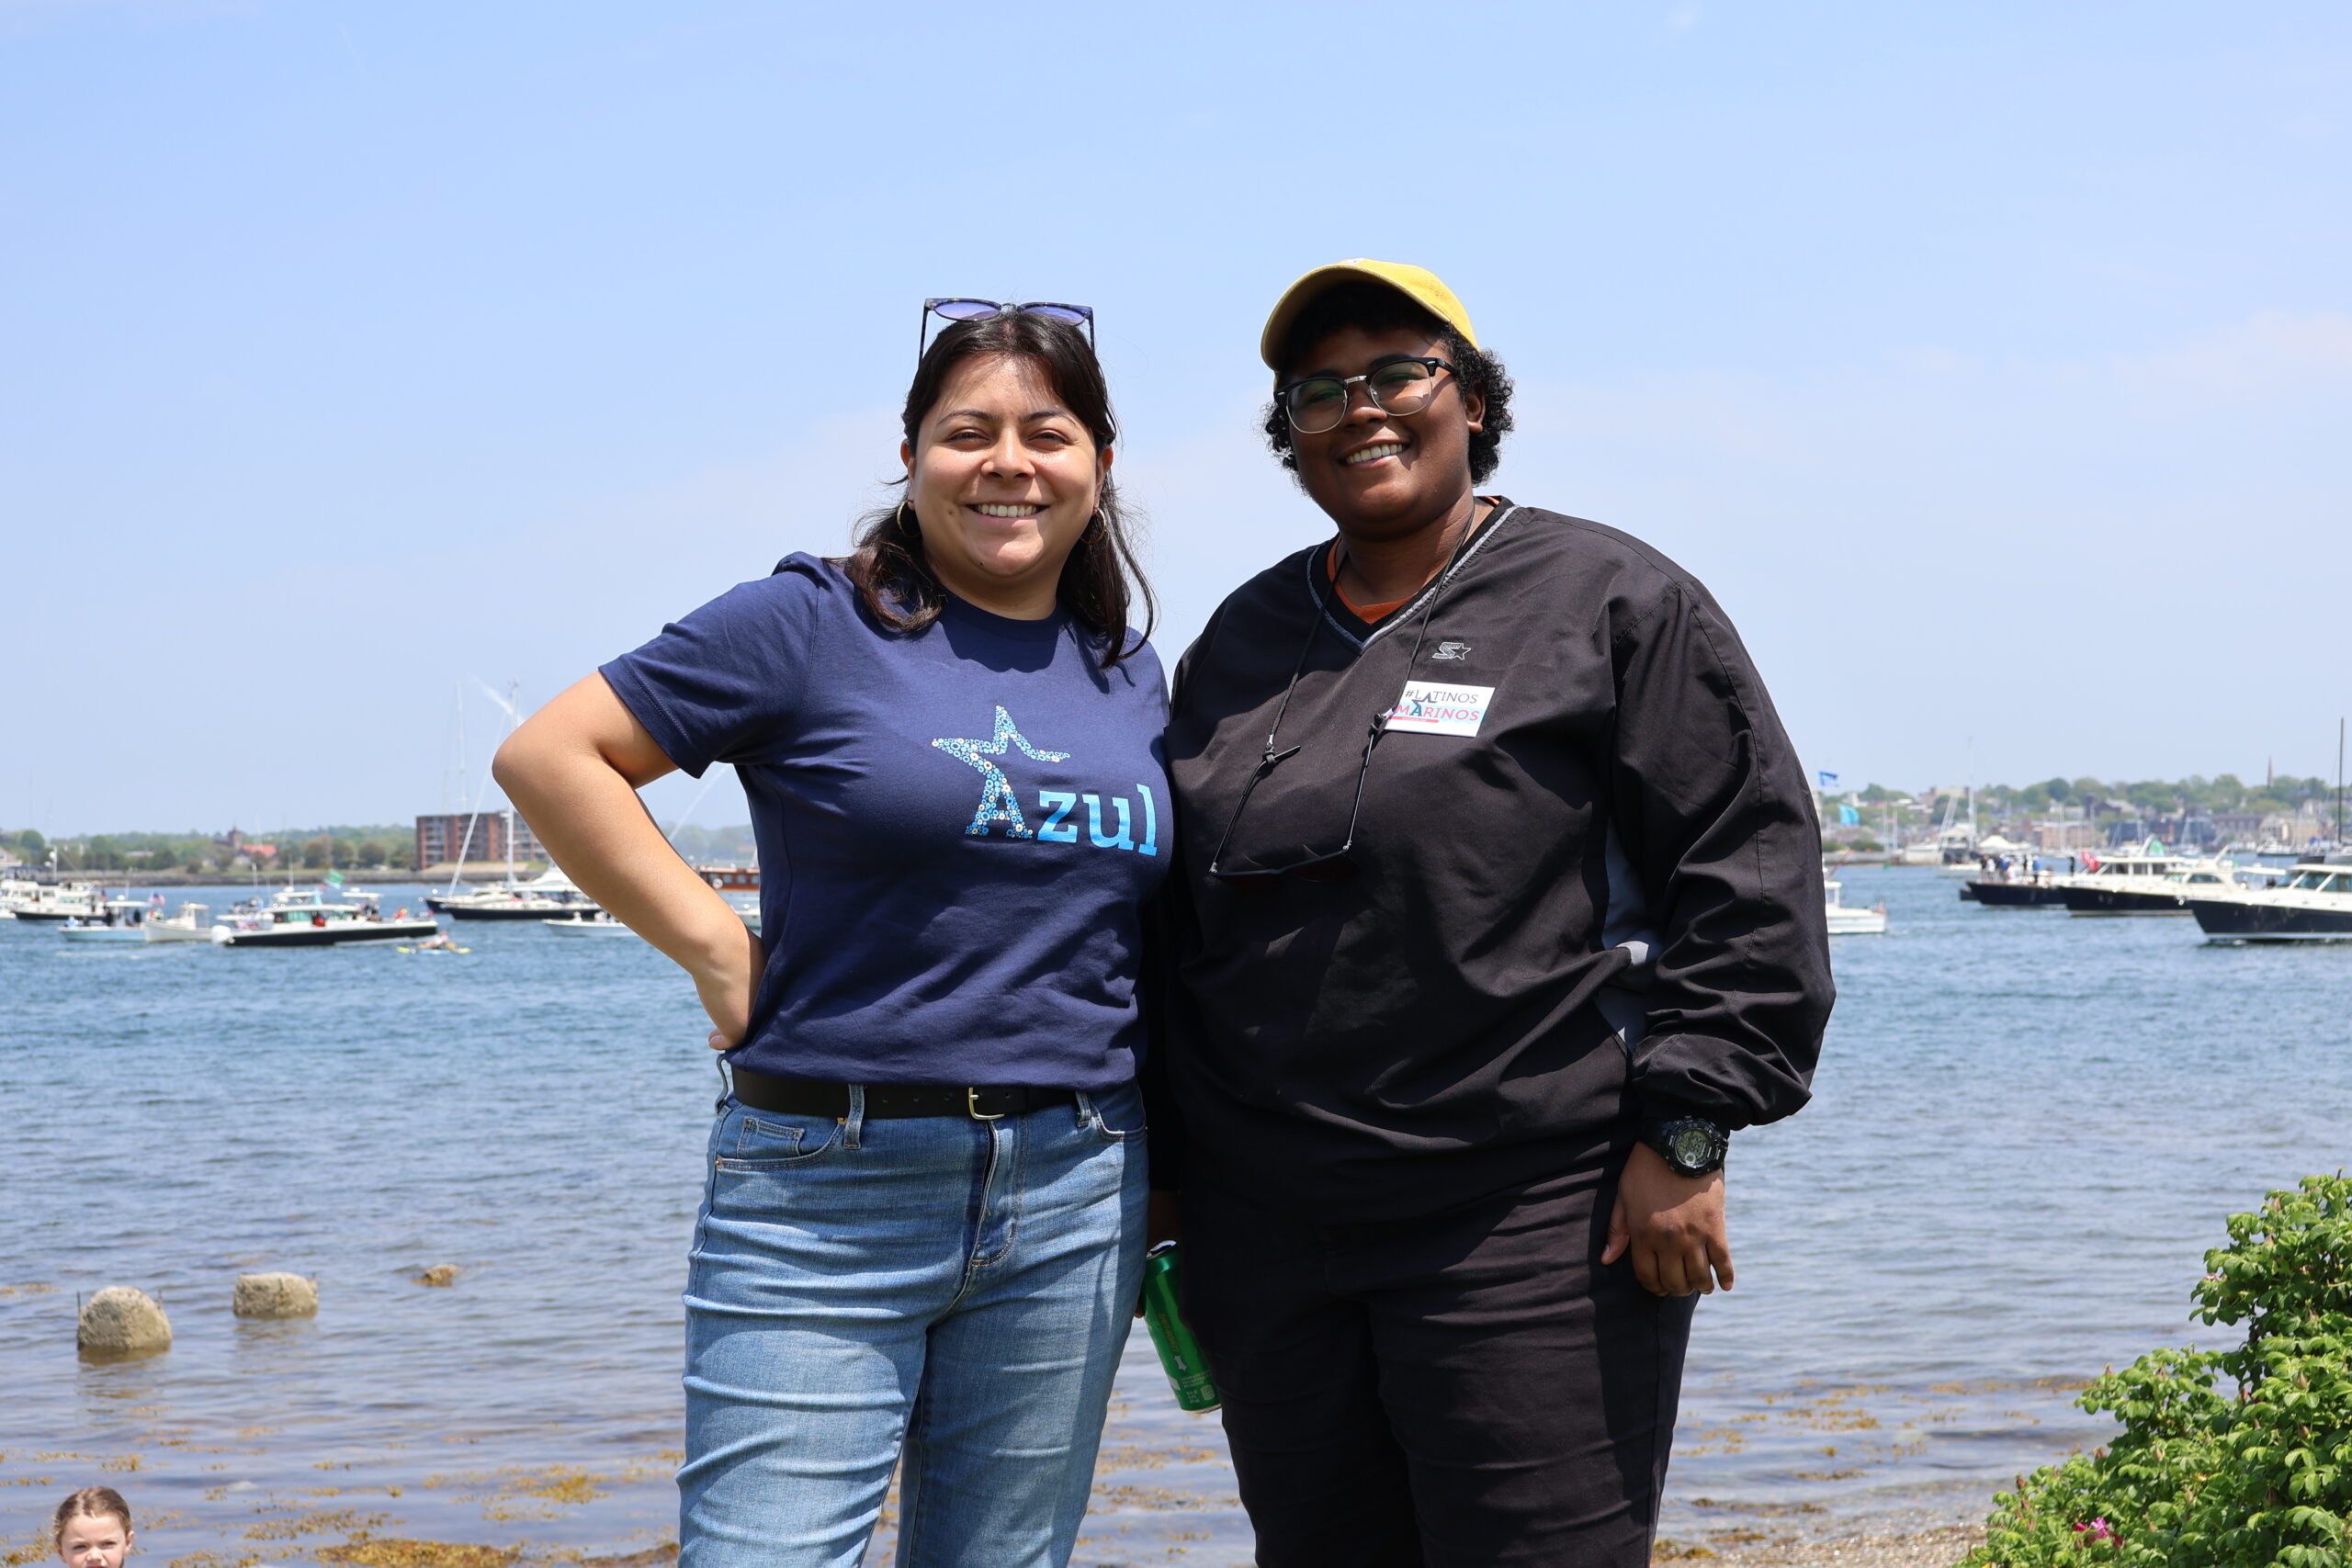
[920,299,1096,362]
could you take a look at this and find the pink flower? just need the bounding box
[2073,1518,2118,1545]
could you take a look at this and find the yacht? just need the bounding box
[1826,875,1887,935]
[2052,851,2201,915]
[1962,854,2075,908]
[9,881,106,922]
[212,886,441,948]
[2188,863,2352,942]
[426,866,600,920]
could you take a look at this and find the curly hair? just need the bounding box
[1261,280,1514,485]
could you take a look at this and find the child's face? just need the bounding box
[57,1514,131,1568]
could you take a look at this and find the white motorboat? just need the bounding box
[60,912,148,943]
[1826,875,1888,935]
[1825,879,1882,940]
[428,866,600,921]
[9,881,105,922]
[144,902,214,943]
[57,894,158,941]
[2054,848,2243,915]
[212,886,442,948]
[2188,863,2352,942]
[543,911,638,936]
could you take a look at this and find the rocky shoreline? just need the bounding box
[1669,1523,1984,1568]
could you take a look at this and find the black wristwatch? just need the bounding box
[1640,1115,1728,1178]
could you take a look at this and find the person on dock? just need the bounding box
[52,1487,134,1568]
[1151,260,1837,1566]
[495,301,1164,1568]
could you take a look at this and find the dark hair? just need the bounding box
[53,1487,132,1543]
[1261,280,1514,485]
[842,311,1153,667]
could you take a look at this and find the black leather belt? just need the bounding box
[729,1064,1077,1122]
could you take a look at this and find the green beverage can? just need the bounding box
[1139,1242,1220,1413]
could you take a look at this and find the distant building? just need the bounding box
[2164,816,2220,850]
[415,811,543,870]
[2035,821,2099,851]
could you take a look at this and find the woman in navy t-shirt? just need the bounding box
[495,306,1169,1568]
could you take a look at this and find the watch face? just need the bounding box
[1669,1123,1718,1170]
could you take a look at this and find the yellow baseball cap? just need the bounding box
[1259,258,1480,372]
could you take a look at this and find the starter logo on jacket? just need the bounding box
[1386,682,1497,738]
[930,705,1159,854]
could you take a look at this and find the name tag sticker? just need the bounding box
[1386,681,1496,737]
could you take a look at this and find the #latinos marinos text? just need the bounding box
[930,705,1159,854]
[1385,682,1497,738]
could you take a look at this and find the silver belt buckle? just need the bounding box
[967,1087,1005,1122]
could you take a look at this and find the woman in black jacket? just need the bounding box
[1155,260,1835,1566]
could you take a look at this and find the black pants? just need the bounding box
[1182,1162,1695,1568]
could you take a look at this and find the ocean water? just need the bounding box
[3,868,2348,1566]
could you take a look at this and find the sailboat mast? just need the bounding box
[504,681,521,886]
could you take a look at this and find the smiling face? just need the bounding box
[1281,323,1485,544]
[56,1515,130,1568]
[899,354,1111,620]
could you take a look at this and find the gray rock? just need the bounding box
[77,1286,171,1356]
[233,1272,318,1318]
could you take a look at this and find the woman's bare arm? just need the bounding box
[492,674,764,1048]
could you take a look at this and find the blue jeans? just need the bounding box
[679,1082,1148,1568]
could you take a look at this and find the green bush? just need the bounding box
[1967,1173,2352,1568]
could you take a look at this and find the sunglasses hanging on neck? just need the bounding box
[1205,513,1486,886]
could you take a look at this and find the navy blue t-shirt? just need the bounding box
[600,554,1170,1090]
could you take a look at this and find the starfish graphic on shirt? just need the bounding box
[930,706,1072,839]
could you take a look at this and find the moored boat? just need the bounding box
[543,911,637,936]
[9,881,106,922]
[1963,852,2076,907]
[212,887,442,947]
[2057,852,2249,916]
[1826,875,1887,935]
[2188,864,2352,942]
[426,867,599,920]
[144,902,215,943]
[60,910,148,942]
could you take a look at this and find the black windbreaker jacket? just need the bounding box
[1155,501,1834,1221]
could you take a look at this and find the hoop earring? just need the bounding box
[896,500,916,534]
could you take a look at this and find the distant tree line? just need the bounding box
[2,826,419,874]
[1850,773,2335,819]
[1826,773,2344,852]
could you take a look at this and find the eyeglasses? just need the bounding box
[1205,526,1477,886]
[1275,356,1457,435]
[1205,709,1386,885]
[921,298,1096,361]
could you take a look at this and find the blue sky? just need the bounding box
[6,2,2347,833]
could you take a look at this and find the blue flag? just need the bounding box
[1838,804,1861,826]
[1817,771,1839,790]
